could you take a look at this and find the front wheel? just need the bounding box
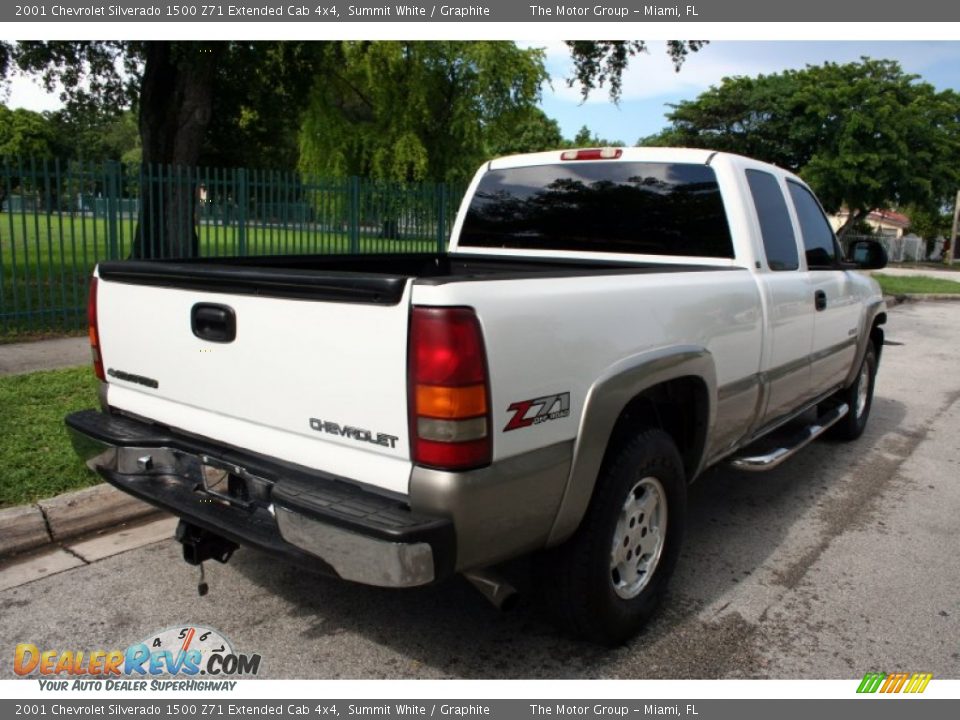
[541,428,687,645]
[827,340,877,441]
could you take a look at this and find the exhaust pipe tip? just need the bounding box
[464,569,519,612]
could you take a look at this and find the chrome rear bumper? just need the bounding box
[66,410,454,588]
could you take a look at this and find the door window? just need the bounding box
[788,181,841,269]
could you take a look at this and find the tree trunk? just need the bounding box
[836,207,871,240]
[132,42,221,259]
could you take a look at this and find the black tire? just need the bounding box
[827,340,877,441]
[540,428,687,646]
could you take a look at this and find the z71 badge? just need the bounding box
[504,392,571,432]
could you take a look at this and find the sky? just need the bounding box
[527,40,960,144]
[5,40,960,146]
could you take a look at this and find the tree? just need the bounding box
[565,41,708,102]
[903,202,954,258]
[0,104,60,209]
[4,41,210,256]
[566,125,626,149]
[636,72,808,168]
[642,59,960,238]
[198,42,316,171]
[297,42,548,183]
[3,41,320,257]
[486,107,564,158]
[1,40,702,256]
[0,104,57,158]
[46,107,142,163]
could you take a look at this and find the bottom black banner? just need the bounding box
[2,699,957,720]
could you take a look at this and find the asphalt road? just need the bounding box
[2,301,959,680]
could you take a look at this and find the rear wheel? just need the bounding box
[827,340,877,441]
[541,428,686,645]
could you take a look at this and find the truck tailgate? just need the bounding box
[94,262,414,495]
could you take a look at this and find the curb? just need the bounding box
[0,484,164,559]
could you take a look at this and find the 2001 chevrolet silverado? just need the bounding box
[66,147,888,644]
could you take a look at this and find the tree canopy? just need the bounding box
[486,107,565,158]
[641,58,960,236]
[2,41,325,256]
[0,105,58,158]
[297,42,548,183]
[567,125,626,149]
[1,40,707,176]
[565,41,708,102]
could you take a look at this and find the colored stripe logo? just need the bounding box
[857,672,932,694]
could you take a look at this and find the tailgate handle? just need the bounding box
[191,303,236,343]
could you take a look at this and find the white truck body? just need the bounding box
[68,148,887,643]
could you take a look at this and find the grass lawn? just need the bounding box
[874,274,960,295]
[0,366,101,508]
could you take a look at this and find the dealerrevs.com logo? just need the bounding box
[14,625,261,691]
[856,672,933,694]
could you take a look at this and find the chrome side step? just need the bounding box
[729,403,849,472]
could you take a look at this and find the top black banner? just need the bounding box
[5,0,960,22]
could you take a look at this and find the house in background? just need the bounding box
[829,208,911,238]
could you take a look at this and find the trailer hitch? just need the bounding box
[175,521,239,596]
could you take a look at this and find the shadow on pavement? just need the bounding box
[229,395,909,679]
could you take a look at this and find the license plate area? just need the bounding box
[199,455,270,509]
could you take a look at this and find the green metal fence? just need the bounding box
[0,157,465,337]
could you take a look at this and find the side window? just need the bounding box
[788,181,840,269]
[746,170,799,271]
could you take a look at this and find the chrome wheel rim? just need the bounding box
[609,476,667,599]
[855,360,870,419]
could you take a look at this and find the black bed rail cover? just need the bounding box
[97,260,409,305]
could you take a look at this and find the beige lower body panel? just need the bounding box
[409,441,573,571]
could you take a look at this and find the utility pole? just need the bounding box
[949,190,960,265]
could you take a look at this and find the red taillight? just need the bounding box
[87,277,105,382]
[409,307,491,470]
[560,148,623,161]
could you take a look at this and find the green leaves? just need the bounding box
[298,41,549,182]
[0,105,57,158]
[645,58,960,234]
[565,41,708,103]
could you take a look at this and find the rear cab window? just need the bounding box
[746,169,799,271]
[458,162,734,259]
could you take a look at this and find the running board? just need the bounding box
[729,403,849,472]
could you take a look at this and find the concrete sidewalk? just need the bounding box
[0,336,89,377]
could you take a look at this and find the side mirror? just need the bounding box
[847,239,888,270]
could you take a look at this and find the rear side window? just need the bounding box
[788,181,840,269]
[458,162,734,258]
[746,170,799,271]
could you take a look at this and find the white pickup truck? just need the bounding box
[67,148,888,644]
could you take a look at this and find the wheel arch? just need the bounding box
[845,300,887,387]
[546,346,716,546]
[870,313,886,364]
